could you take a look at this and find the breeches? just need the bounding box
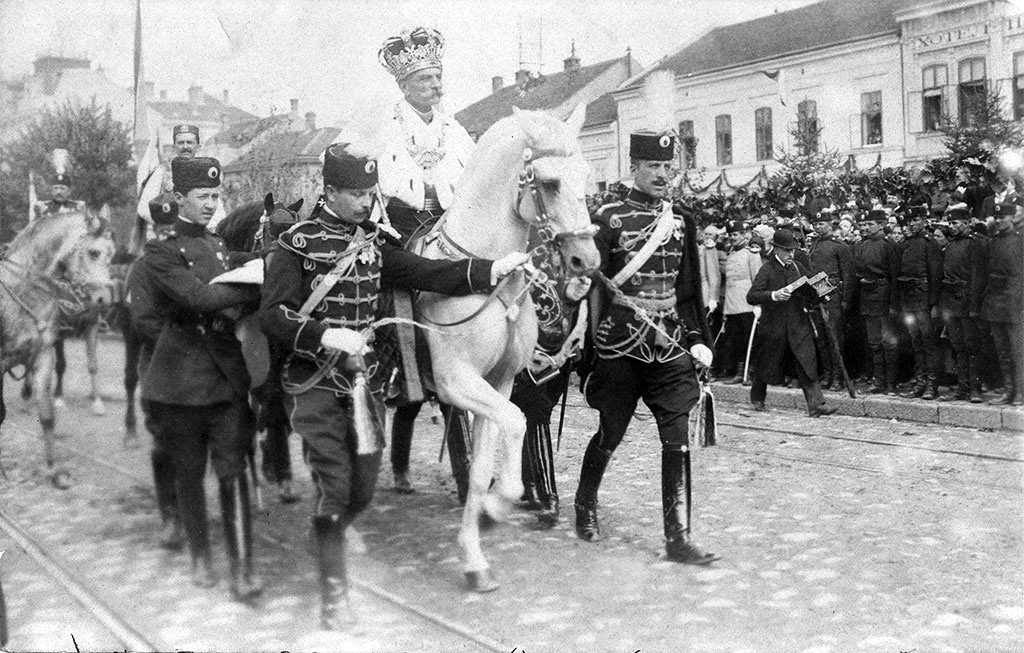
[902,309,939,367]
[152,398,253,480]
[586,355,699,452]
[287,388,382,518]
[942,312,980,354]
[721,312,755,372]
[864,315,898,351]
[510,364,570,425]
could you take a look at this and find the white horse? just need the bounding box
[415,105,600,591]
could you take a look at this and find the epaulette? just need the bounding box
[156,226,178,241]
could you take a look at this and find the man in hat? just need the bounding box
[376,26,477,498]
[720,219,761,384]
[938,204,985,402]
[747,229,838,417]
[807,208,855,391]
[259,143,528,629]
[975,201,1023,405]
[135,156,264,601]
[896,205,943,399]
[128,193,185,551]
[853,208,901,394]
[574,130,718,565]
[133,124,225,254]
[34,155,86,218]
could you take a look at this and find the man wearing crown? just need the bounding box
[376,26,477,501]
[575,130,719,565]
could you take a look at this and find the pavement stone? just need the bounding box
[939,401,1004,430]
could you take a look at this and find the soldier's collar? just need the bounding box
[625,188,663,210]
[173,217,206,237]
[318,206,360,237]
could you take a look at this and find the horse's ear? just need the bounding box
[264,193,275,215]
[99,203,111,221]
[288,198,304,214]
[565,102,587,137]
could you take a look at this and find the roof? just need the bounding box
[455,55,630,136]
[643,0,913,83]
[205,113,296,148]
[223,126,343,173]
[583,93,617,128]
[148,92,257,124]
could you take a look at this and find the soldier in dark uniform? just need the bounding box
[806,208,855,391]
[136,157,263,601]
[128,193,184,550]
[35,171,85,218]
[853,209,901,394]
[575,131,718,565]
[938,205,985,402]
[258,144,526,630]
[976,202,1024,405]
[896,205,943,399]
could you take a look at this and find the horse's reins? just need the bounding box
[0,257,89,332]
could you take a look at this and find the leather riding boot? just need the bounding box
[313,514,355,630]
[868,351,886,393]
[574,437,612,542]
[219,475,263,602]
[177,473,216,588]
[662,449,719,565]
[443,405,471,506]
[520,434,541,510]
[530,422,560,528]
[884,350,899,396]
[989,354,1016,405]
[151,451,183,550]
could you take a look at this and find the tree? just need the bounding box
[0,98,134,243]
[771,109,844,206]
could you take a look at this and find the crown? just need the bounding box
[378,26,445,80]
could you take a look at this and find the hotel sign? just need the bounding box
[911,21,988,50]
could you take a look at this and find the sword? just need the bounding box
[556,372,569,452]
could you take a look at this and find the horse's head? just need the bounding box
[509,106,600,278]
[63,212,116,307]
[258,193,304,250]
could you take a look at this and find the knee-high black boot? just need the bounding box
[884,349,900,395]
[219,474,263,601]
[662,448,719,565]
[442,404,471,505]
[313,514,354,630]
[526,422,559,527]
[574,437,612,542]
[389,402,417,493]
[177,471,215,587]
[520,434,540,510]
[151,450,182,550]
[868,351,886,393]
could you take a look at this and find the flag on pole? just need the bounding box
[758,69,787,107]
[132,0,158,200]
[27,170,38,222]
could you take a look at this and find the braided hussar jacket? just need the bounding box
[258,210,495,395]
[591,188,710,363]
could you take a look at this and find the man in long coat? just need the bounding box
[747,229,837,417]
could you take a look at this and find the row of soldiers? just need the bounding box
[701,199,1024,407]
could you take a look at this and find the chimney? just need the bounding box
[159,89,167,101]
[290,98,299,113]
[515,69,530,85]
[305,111,317,131]
[563,41,580,73]
[222,89,230,104]
[220,112,228,131]
[144,81,155,99]
[492,76,504,93]
[188,84,203,107]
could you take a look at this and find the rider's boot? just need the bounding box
[662,448,719,565]
[219,474,263,602]
[313,514,355,630]
[574,437,612,542]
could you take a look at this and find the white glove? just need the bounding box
[320,328,368,355]
[564,276,592,302]
[707,299,718,313]
[752,305,762,319]
[690,343,714,368]
[490,252,532,284]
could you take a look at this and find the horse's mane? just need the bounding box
[5,210,98,276]
[215,200,265,251]
[8,211,89,250]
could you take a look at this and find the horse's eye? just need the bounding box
[541,179,560,192]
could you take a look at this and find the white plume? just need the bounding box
[51,148,70,174]
[642,69,677,135]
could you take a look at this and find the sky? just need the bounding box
[0,0,819,126]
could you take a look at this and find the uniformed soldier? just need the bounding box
[34,150,86,218]
[853,208,901,394]
[807,207,855,391]
[976,202,1024,405]
[128,193,184,550]
[258,143,527,629]
[135,157,263,601]
[575,130,718,565]
[937,204,985,402]
[896,204,943,399]
[376,26,477,499]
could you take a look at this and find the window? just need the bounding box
[755,107,773,161]
[797,100,819,154]
[861,91,882,145]
[715,114,732,166]
[922,64,948,131]
[678,120,696,170]
[958,57,986,127]
[1014,52,1024,120]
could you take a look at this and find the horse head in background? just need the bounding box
[413,104,600,591]
[1,209,115,488]
[216,193,304,254]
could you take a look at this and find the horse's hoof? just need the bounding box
[49,470,72,490]
[90,399,106,416]
[465,569,499,593]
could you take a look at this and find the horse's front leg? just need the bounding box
[85,322,105,415]
[122,326,141,447]
[459,415,500,591]
[52,335,66,408]
[33,348,69,489]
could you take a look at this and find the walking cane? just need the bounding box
[817,304,856,398]
[742,313,759,385]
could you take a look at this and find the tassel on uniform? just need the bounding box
[349,361,383,455]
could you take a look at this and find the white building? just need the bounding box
[613,0,1024,186]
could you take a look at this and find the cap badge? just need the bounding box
[659,135,672,148]
[162,203,171,214]
[364,161,376,174]
[207,167,219,179]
